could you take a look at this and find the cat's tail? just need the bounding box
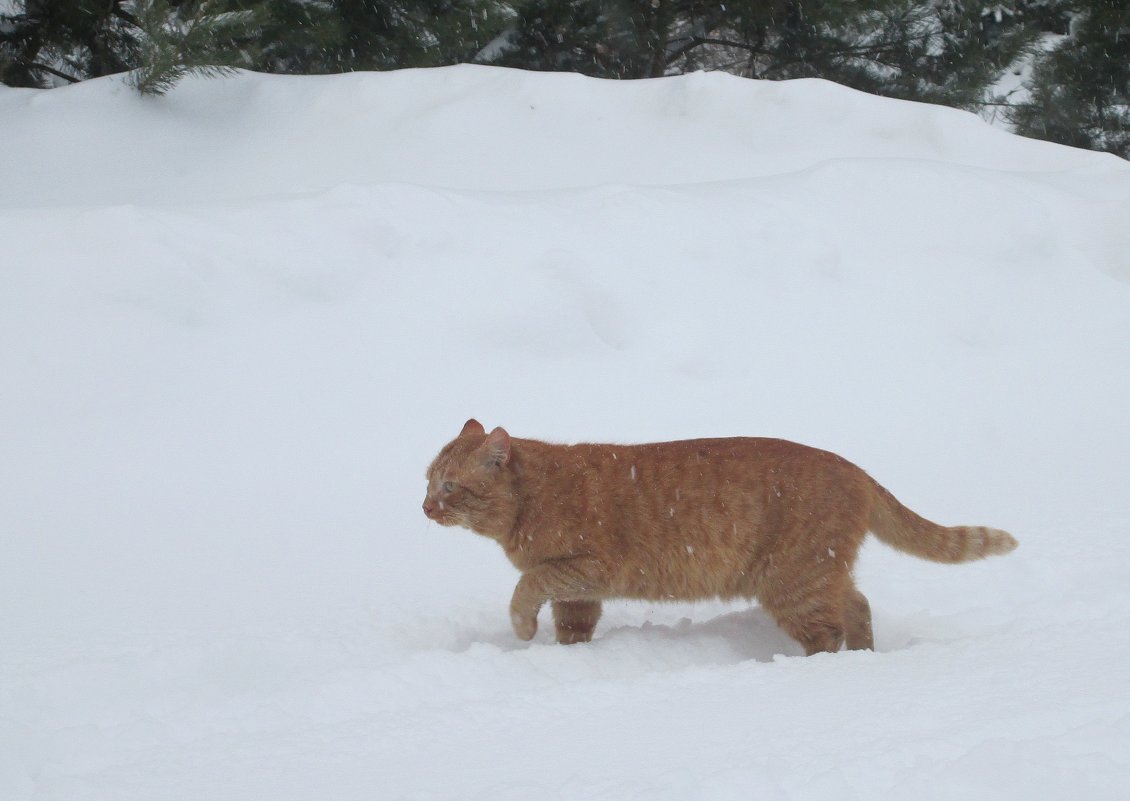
[867,478,1017,563]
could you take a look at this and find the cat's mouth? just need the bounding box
[422,498,456,526]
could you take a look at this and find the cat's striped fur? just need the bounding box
[423,419,1016,654]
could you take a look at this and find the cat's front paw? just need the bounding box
[510,609,538,641]
[555,626,594,645]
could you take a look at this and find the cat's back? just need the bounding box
[524,435,864,515]
[567,435,853,475]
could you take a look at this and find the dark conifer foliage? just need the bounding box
[129,1,264,95]
[319,0,507,72]
[0,1,259,92]
[0,0,137,87]
[486,2,1040,108]
[1009,0,1130,158]
[0,0,507,91]
[241,0,344,74]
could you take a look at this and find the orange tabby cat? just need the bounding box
[423,419,1017,654]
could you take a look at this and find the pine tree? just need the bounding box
[700,0,1038,108]
[230,0,344,75]
[0,0,137,87]
[245,0,509,75]
[1009,0,1130,157]
[420,0,514,65]
[482,1,1037,109]
[488,0,618,75]
[0,1,262,94]
[129,1,263,95]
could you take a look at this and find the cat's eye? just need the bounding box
[441,481,456,493]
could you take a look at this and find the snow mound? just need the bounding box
[1,65,1123,207]
[1,67,1129,801]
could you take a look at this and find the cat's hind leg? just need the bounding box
[844,587,874,651]
[552,599,603,644]
[760,581,873,655]
[769,601,847,656]
[758,565,852,656]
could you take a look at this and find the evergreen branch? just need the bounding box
[19,58,81,83]
[128,0,257,96]
[664,36,703,66]
[112,7,144,31]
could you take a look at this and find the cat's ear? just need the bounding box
[460,418,485,437]
[483,427,511,467]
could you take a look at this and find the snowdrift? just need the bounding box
[1,66,1129,801]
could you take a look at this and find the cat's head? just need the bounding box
[423,419,517,537]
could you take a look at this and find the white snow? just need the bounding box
[2,65,1129,800]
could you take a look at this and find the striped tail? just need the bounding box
[867,478,1017,563]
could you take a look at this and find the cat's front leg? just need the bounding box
[508,557,607,642]
[552,599,603,644]
[509,573,545,641]
[510,602,539,641]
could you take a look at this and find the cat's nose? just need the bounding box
[422,498,436,518]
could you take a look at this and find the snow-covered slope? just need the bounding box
[2,65,1123,206]
[2,66,1128,801]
